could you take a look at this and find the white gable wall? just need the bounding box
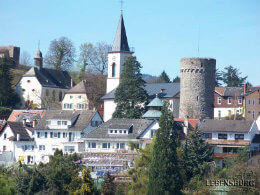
[16,76,42,108]
[0,126,14,152]
[62,93,89,110]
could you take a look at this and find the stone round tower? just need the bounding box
[179,58,216,119]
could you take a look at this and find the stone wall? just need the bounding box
[179,58,216,119]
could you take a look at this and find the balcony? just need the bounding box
[206,139,250,146]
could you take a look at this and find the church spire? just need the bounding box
[112,14,130,52]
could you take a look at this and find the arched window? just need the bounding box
[59,91,62,101]
[46,89,49,96]
[112,63,116,77]
[52,90,56,101]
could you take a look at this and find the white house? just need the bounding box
[16,49,73,109]
[0,122,35,164]
[198,119,259,167]
[102,14,180,122]
[33,110,103,163]
[62,80,94,110]
[84,118,159,153]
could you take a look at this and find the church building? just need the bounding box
[16,49,73,109]
[102,14,180,121]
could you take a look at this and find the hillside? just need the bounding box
[10,64,31,87]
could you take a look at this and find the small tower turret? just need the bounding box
[34,49,43,70]
[142,95,164,120]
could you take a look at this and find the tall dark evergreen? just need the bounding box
[221,65,247,87]
[159,70,171,83]
[147,101,183,194]
[183,131,213,181]
[0,57,19,107]
[102,172,115,195]
[173,76,180,83]
[113,56,148,119]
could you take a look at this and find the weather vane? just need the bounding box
[119,0,124,14]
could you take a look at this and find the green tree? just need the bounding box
[113,56,148,119]
[221,65,247,87]
[77,43,93,80]
[215,68,222,87]
[0,166,16,195]
[74,169,95,195]
[183,131,213,181]
[147,101,183,194]
[44,36,76,71]
[128,139,154,195]
[158,70,170,83]
[0,57,19,107]
[172,76,180,83]
[102,172,115,195]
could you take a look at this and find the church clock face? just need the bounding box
[112,56,116,61]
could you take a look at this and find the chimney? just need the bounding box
[32,119,37,128]
[183,117,189,136]
[71,79,73,88]
[244,84,247,94]
[22,118,26,126]
[17,134,20,141]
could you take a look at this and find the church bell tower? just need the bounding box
[106,14,134,93]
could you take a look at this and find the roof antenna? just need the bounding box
[197,27,200,58]
[119,0,124,15]
[38,40,40,50]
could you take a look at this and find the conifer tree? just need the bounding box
[74,169,95,195]
[113,56,148,119]
[102,172,115,195]
[0,57,19,107]
[147,101,183,194]
[183,131,213,181]
[158,70,171,83]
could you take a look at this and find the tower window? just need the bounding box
[112,63,116,77]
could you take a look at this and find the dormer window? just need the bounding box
[227,97,232,104]
[27,80,30,83]
[115,130,117,133]
[110,130,113,133]
[70,95,73,99]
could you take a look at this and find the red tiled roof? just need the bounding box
[174,118,200,128]
[8,110,46,122]
[215,87,225,95]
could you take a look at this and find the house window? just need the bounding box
[39,145,45,151]
[54,133,58,138]
[253,100,255,105]
[110,130,113,134]
[64,146,75,153]
[50,132,53,138]
[22,89,25,92]
[27,80,30,83]
[201,133,212,139]
[235,134,244,140]
[253,111,255,119]
[227,97,232,104]
[58,132,61,138]
[64,104,67,109]
[3,146,6,151]
[119,130,122,134]
[62,121,67,125]
[70,95,73,99]
[223,147,238,154]
[249,100,251,104]
[112,63,116,77]
[116,143,125,149]
[238,97,242,104]
[46,89,49,96]
[37,132,40,138]
[88,142,96,148]
[115,130,117,134]
[58,121,61,125]
[217,97,221,104]
[77,104,84,109]
[78,96,81,99]
[218,133,227,139]
[102,143,110,149]
[4,134,7,140]
[45,132,48,138]
[196,96,199,101]
[32,89,35,92]
[124,130,127,134]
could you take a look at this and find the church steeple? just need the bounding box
[112,14,130,52]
